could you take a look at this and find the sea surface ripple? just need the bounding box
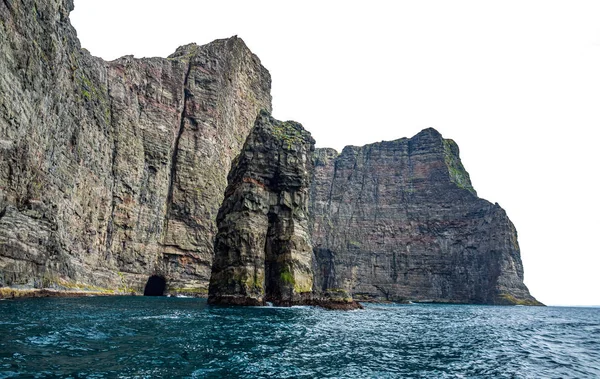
[0,297,598,378]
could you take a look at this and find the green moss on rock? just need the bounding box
[498,293,544,306]
[280,267,294,285]
[443,139,477,195]
[272,121,308,149]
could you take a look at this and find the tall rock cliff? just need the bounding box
[0,0,271,294]
[0,0,539,305]
[208,110,315,306]
[310,128,540,305]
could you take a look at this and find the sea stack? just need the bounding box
[208,110,316,306]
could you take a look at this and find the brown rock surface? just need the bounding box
[0,0,270,294]
[208,110,315,306]
[310,128,541,305]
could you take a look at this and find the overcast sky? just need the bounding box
[71,1,600,306]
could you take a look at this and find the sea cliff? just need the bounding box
[310,129,539,305]
[0,0,271,295]
[0,0,539,305]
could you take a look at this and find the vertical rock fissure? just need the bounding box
[264,148,284,302]
[344,149,368,261]
[327,160,338,209]
[323,159,339,248]
[164,57,194,234]
[264,212,278,302]
[105,73,117,258]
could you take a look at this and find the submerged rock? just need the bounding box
[208,110,315,306]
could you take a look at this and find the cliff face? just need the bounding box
[208,111,315,306]
[310,128,540,305]
[0,0,271,293]
[0,0,538,305]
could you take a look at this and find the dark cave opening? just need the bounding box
[143,275,166,296]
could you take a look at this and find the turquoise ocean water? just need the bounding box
[0,297,598,378]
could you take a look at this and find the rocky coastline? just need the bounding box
[0,0,540,307]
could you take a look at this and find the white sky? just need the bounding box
[71,1,600,306]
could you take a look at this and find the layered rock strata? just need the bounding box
[310,128,540,305]
[208,110,316,306]
[0,0,270,294]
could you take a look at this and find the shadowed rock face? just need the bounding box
[208,111,315,306]
[310,128,540,305]
[0,0,271,294]
[143,275,166,296]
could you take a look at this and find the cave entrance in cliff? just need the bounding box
[143,275,166,296]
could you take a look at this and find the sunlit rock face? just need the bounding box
[0,0,271,294]
[208,111,315,306]
[310,128,541,305]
